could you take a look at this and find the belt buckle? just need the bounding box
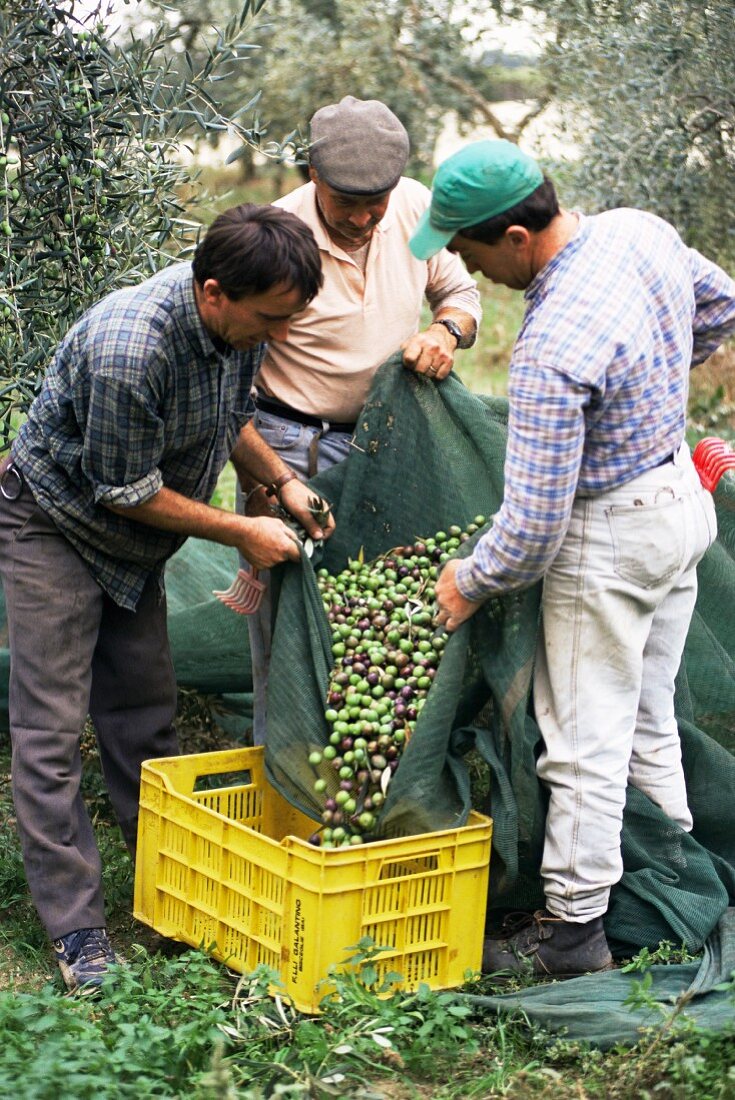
[0,463,23,501]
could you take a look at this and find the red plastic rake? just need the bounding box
[213,567,266,615]
[692,436,735,492]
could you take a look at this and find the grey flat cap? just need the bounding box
[309,96,410,195]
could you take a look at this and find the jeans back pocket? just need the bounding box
[606,494,685,589]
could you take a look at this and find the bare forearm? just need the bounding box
[230,420,291,488]
[107,486,242,545]
[228,418,336,541]
[106,485,302,568]
[429,307,477,348]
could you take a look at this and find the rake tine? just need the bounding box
[213,567,266,615]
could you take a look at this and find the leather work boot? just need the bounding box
[482,910,614,978]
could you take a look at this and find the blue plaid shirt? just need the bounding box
[456,209,735,601]
[13,263,259,609]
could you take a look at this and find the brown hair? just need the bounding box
[192,203,322,302]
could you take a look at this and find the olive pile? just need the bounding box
[307,517,486,848]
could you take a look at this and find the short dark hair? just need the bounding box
[460,176,560,246]
[192,203,323,303]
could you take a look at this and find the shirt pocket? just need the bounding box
[606,494,685,589]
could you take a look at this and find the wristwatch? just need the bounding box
[431,318,463,347]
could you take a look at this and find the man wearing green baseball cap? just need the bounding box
[410,138,544,261]
[415,140,735,979]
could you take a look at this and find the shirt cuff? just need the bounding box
[94,468,163,507]
[454,556,491,602]
[432,290,482,327]
[232,404,254,432]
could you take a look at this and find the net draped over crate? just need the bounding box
[265,354,735,973]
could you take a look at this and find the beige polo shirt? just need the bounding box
[255,177,482,422]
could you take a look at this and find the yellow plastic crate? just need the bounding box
[134,746,492,1014]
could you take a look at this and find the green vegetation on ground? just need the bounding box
[1,710,735,1098]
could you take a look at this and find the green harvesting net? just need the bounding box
[265,354,735,1043]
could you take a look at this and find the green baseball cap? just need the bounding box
[410,139,544,260]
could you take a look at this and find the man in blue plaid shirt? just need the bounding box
[411,140,735,978]
[0,203,331,994]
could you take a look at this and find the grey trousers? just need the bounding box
[0,479,178,939]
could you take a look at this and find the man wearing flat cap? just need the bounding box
[239,95,482,745]
[413,139,735,979]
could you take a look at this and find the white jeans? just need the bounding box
[535,446,717,922]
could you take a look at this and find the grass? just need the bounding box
[1,720,735,1098]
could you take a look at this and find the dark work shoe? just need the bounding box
[482,910,614,979]
[53,927,117,994]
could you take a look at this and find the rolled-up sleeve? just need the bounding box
[425,249,483,329]
[83,373,165,507]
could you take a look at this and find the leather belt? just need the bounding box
[254,393,356,434]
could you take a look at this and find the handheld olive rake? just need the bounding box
[213,493,329,615]
[212,538,315,615]
[692,436,735,492]
[212,567,266,615]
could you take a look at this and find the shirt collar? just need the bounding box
[176,263,244,361]
[525,211,588,303]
